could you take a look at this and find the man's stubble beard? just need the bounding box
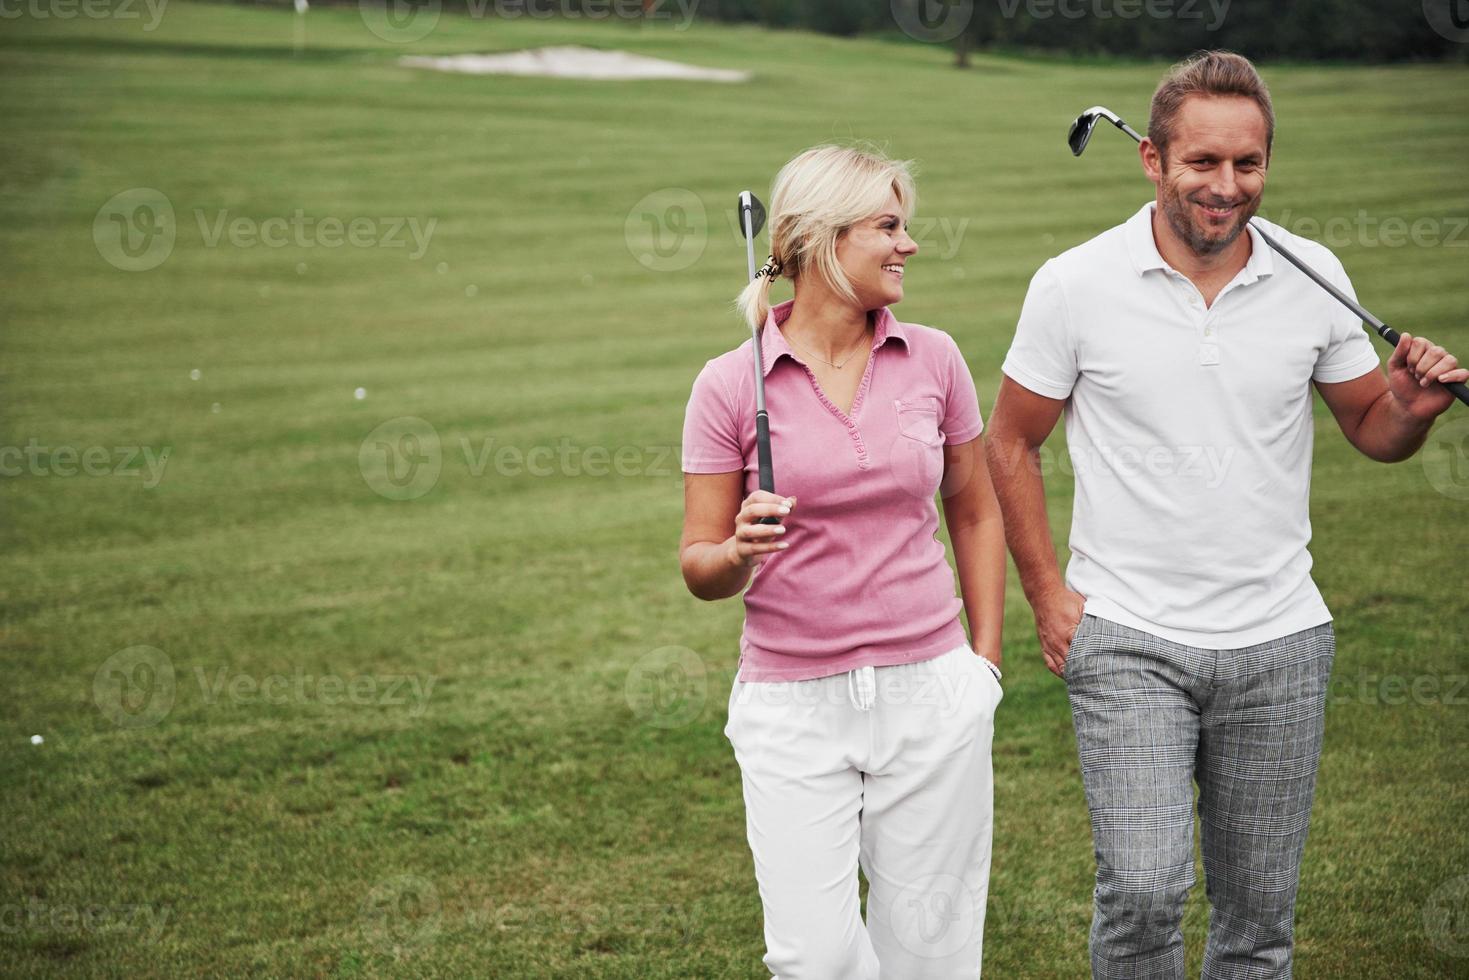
[1158,168,1260,258]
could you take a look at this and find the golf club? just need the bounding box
[1068,105,1469,408]
[738,190,781,525]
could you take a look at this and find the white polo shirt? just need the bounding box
[1002,202,1380,648]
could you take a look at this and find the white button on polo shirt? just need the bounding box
[1002,202,1381,648]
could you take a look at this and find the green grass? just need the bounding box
[1,4,1467,976]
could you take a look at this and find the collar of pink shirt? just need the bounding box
[759,299,910,376]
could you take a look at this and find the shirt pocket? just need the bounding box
[890,396,945,499]
[893,396,944,446]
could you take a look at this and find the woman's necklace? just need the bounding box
[784,325,872,370]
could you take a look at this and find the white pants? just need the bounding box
[725,642,1001,979]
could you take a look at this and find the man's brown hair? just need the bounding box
[1149,50,1275,163]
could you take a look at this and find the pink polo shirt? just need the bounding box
[682,299,985,682]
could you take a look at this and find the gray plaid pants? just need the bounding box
[1065,614,1335,979]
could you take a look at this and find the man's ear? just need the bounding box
[1139,137,1163,185]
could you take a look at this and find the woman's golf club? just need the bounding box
[737,190,781,525]
[1068,105,1469,408]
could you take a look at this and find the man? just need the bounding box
[985,51,1466,978]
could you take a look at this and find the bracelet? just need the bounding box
[979,657,1002,682]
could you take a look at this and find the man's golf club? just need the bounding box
[1068,105,1469,408]
[738,190,781,525]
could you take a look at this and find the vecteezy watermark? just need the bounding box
[1260,208,1468,250]
[358,0,696,44]
[996,0,1229,29]
[1068,443,1236,488]
[0,0,166,30]
[625,646,993,729]
[359,417,443,501]
[93,646,176,729]
[194,666,436,717]
[1424,0,1469,43]
[357,417,689,501]
[892,873,981,960]
[92,188,175,272]
[479,899,695,943]
[194,209,435,259]
[0,900,171,941]
[987,439,1238,489]
[93,188,437,272]
[625,646,709,729]
[0,440,171,488]
[359,0,441,42]
[489,0,696,26]
[626,188,708,273]
[92,647,438,727]
[731,664,982,713]
[1328,672,1469,707]
[891,0,974,43]
[841,217,970,261]
[626,187,972,273]
[358,876,693,955]
[1423,874,1469,957]
[1422,416,1469,501]
[461,437,681,479]
[892,0,1228,41]
[360,875,442,953]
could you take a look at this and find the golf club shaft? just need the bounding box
[1259,240,1469,400]
[740,194,780,524]
[1113,117,1144,143]
[1101,119,1469,408]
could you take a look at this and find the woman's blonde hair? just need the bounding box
[734,142,918,330]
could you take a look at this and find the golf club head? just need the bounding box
[737,191,766,239]
[1068,105,1123,156]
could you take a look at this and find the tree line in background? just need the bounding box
[382,0,1462,62]
[698,0,1462,62]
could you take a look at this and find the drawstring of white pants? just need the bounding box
[847,664,876,712]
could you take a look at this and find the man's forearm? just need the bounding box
[1350,389,1435,462]
[986,436,1067,606]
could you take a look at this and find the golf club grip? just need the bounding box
[755,410,780,525]
[1378,326,1469,407]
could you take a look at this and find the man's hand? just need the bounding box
[1033,587,1086,679]
[1387,333,1469,420]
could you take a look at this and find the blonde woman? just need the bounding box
[679,143,1007,978]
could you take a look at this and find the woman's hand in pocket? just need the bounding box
[1033,587,1086,679]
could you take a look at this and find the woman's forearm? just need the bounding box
[951,516,1006,665]
[681,537,754,601]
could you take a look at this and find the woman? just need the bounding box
[679,143,1007,978]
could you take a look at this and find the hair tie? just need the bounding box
[757,255,783,280]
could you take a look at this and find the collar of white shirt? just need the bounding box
[1122,201,1276,288]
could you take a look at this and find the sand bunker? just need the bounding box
[400,45,750,82]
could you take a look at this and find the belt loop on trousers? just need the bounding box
[847,665,876,712]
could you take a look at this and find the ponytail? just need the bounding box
[733,252,784,331]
